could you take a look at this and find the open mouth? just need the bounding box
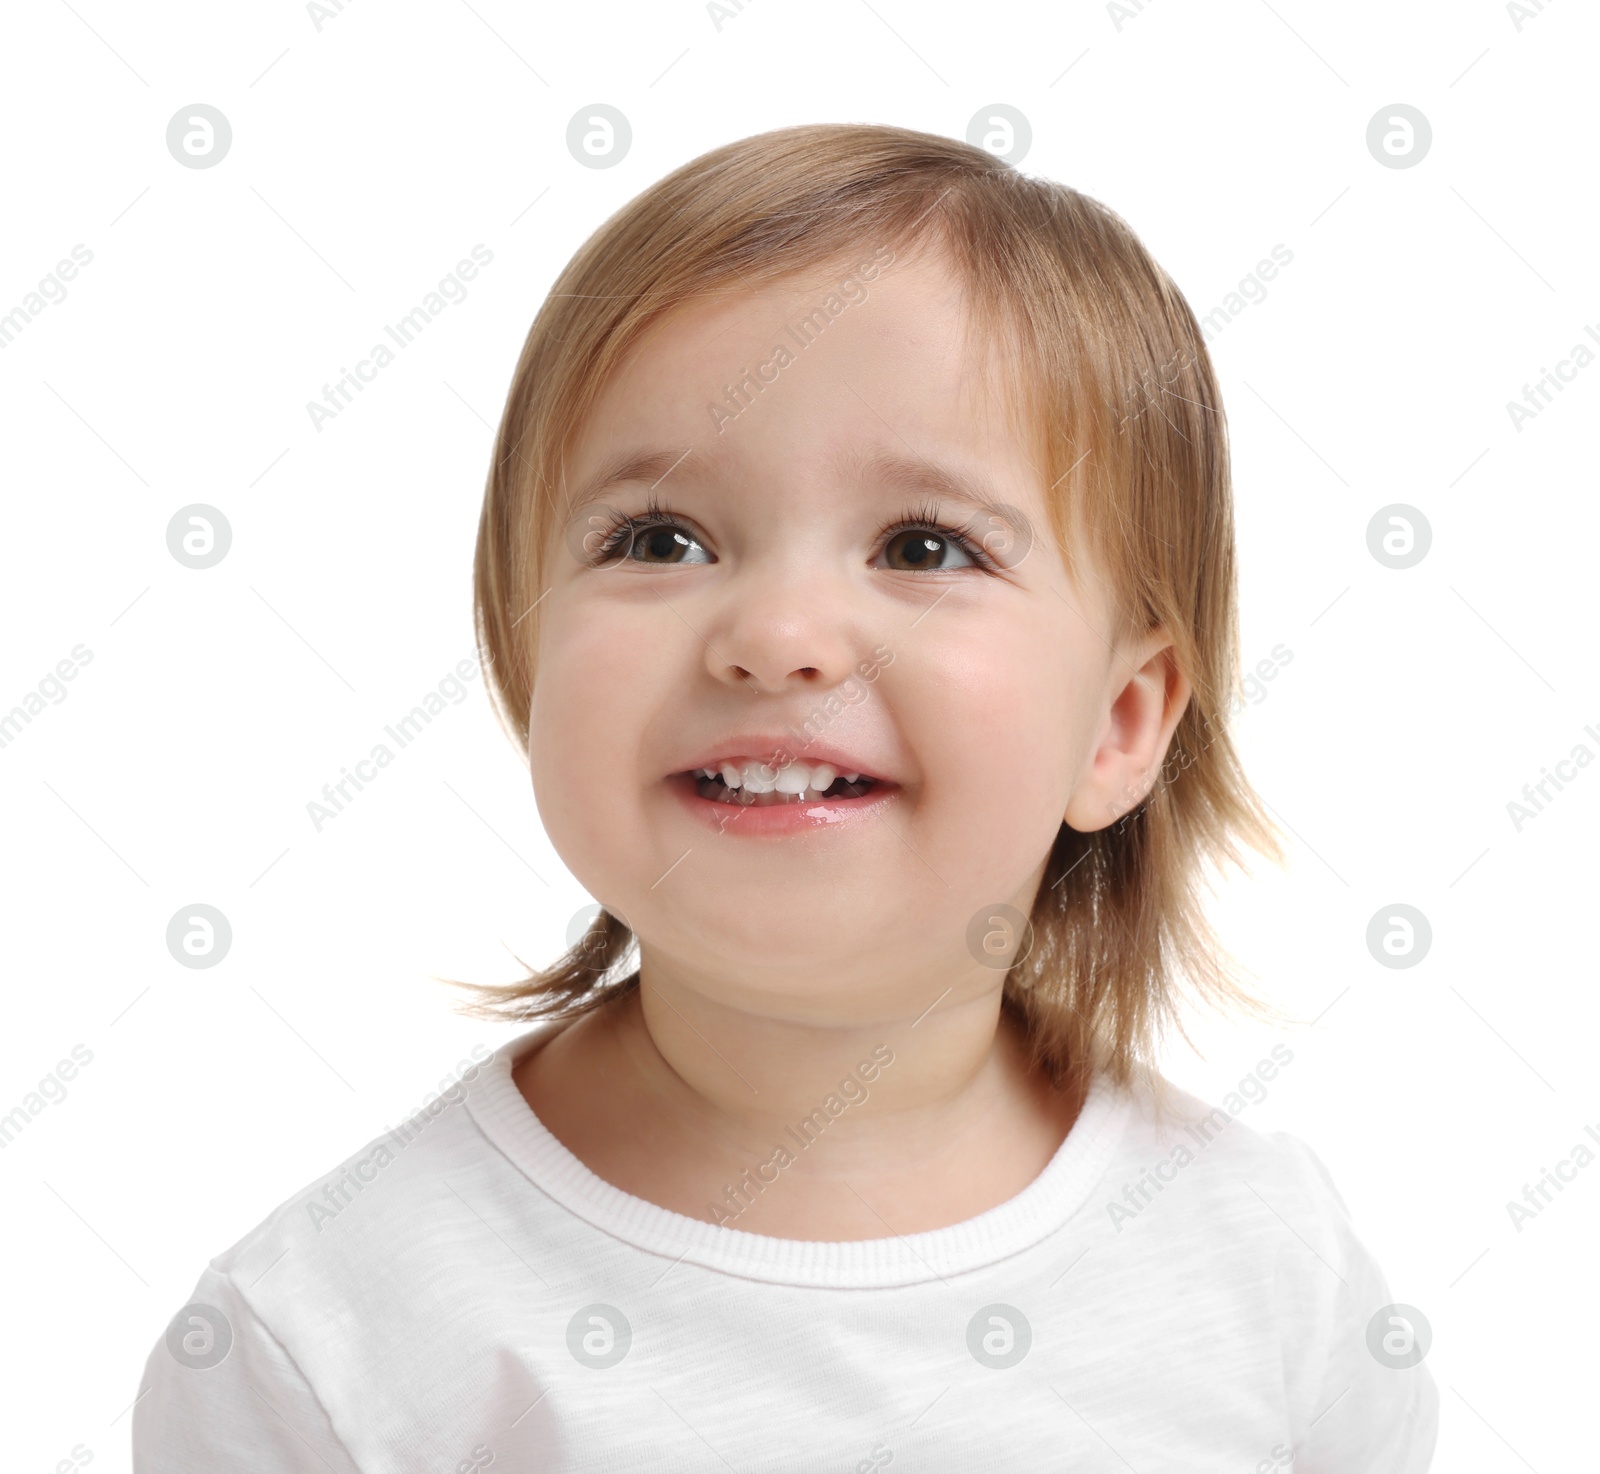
[679,758,883,807]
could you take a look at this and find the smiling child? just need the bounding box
[134,122,1438,1471]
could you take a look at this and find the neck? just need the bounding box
[610,952,1065,1174]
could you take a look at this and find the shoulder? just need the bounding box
[1084,1069,1439,1468]
[1087,1068,1380,1353]
[1101,1066,1360,1257]
[167,1036,540,1359]
[210,1042,514,1304]
[133,1043,515,1469]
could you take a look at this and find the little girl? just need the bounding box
[134,123,1438,1470]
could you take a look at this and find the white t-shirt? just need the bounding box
[132,1024,1438,1472]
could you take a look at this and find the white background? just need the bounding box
[2,0,1595,1468]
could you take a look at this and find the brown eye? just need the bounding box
[879,527,973,572]
[616,522,711,565]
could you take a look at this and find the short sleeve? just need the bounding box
[132,1265,363,1474]
[1280,1136,1440,1473]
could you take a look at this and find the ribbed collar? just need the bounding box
[465,1022,1131,1289]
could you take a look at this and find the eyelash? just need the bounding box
[587,494,680,563]
[879,497,1002,573]
[587,493,1002,573]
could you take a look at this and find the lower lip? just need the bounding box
[666,773,899,835]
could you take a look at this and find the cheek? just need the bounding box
[527,599,669,880]
[907,620,1085,868]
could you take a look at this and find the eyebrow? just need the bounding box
[844,448,1037,542]
[564,446,696,517]
[565,443,1038,546]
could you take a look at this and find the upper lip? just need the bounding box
[672,734,894,784]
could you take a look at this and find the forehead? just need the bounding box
[563,246,1044,514]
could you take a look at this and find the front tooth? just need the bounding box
[773,762,810,795]
[719,762,742,789]
[740,761,778,793]
[809,763,836,791]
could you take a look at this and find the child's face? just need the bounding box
[528,245,1180,1007]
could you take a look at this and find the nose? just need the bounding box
[700,561,864,695]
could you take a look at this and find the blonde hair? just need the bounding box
[449,122,1285,1093]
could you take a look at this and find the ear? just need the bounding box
[1063,631,1192,832]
